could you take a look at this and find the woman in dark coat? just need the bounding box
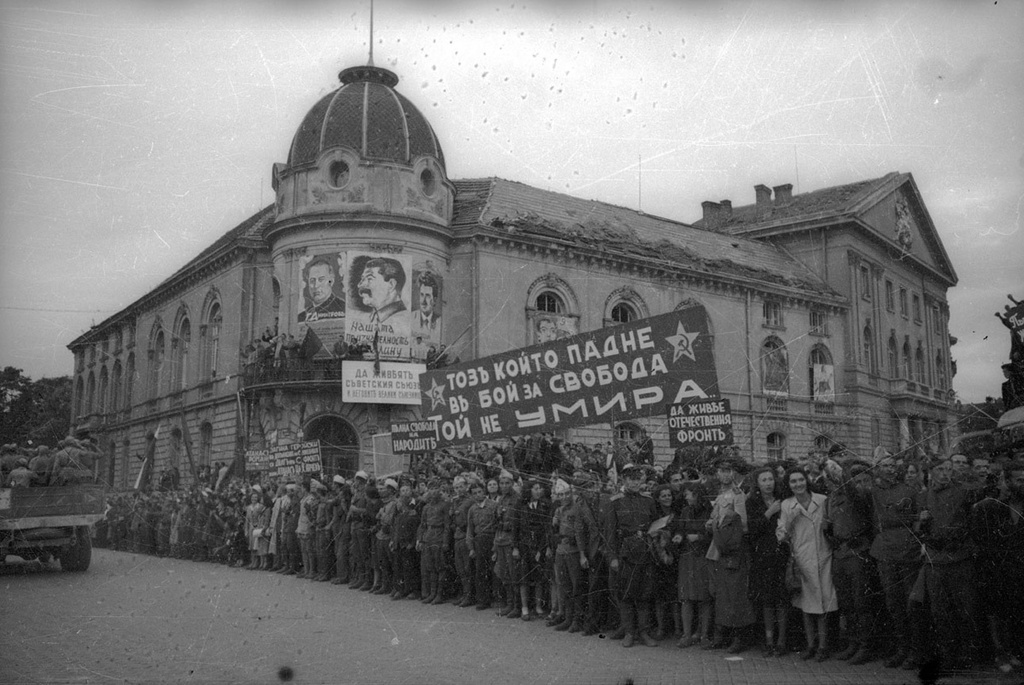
[746,466,790,656]
[650,485,680,640]
[512,480,551,619]
[673,481,713,648]
[709,497,756,653]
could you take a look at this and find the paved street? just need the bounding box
[0,549,1008,685]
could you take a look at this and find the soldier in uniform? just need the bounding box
[606,463,659,648]
[466,480,499,610]
[868,453,925,669]
[313,480,334,581]
[393,481,422,600]
[574,470,611,636]
[493,470,521,616]
[330,476,352,584]
[347,471,371,589]
[450,476,477,607]
[417,478,451,604]
[279,484,300,575]
[551,478,583,632]
[374,479,399,595]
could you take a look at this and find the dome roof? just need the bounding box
[288,65,445,169]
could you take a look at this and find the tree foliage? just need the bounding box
[957,397,1004,435]
[0,367,71,447]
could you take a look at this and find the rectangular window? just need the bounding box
[899,287,908,318]
[932,305,943,334]
[860,265,872,299]
[763,300,783,328]
[809,309,828,336]
[913,294,922,322]
[885,280,895,311]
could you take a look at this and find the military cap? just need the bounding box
[620,463,642,478]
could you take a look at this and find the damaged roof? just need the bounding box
[694,174,896,232]
[451,177,840,298]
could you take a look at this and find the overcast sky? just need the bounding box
[1,0,1021,405]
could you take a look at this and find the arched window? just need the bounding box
[935,353,946,390]
[199,422,213,466]
[862,324,875,373]
[761,337,790,395]
[125,353,135,409]
[203,303,222,378]
[174,318,191,392]
[916,344,926,385]
[813,435,833,453]
[169,427,182,470]
[111,361,122,413]
[272,278,282,318]
[149,328,165,398]
[98,366,108,414]
[615,422,641,443]
[610,302,636,324]
[535,292,564,314]
[887,335,898,378]
[808,345,834,403]
[74,376,84,417]
[767,432,787,460]
[86,372,96,414]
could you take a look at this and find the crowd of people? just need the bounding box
[90,442,1024,678]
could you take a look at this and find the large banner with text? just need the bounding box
[342,361,426,405]
[419,306,719,447]
[245,440,323,479]
[666,399,734,448]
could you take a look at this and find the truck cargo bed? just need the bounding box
[0,485,106,528]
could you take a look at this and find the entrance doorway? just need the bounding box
[304,415,360,478]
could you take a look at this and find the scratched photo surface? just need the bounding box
[1,1,1022,684]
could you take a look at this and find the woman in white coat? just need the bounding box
[776,467,838,662]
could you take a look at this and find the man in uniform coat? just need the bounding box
[450,476,477,607]
[606,463,659,648]
[466,481,499,610]
[330,476,352,584]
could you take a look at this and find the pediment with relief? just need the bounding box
[857,182,955,284]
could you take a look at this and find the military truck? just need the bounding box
[0,484,105,571]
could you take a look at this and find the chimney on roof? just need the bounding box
[754,184,773,220]
[701,200,721,230]
[773,183,793,205]
[719,199,732,221]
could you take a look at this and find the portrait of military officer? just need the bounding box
[357,257,407,324]
[298,258,345,323]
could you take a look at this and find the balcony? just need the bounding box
[241,351,452,391]
[813,402,835,416]
[242,358,348,388]
[765,395,788,414]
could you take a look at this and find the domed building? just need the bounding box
[68,61,959,487]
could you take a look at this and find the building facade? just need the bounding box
[68,63,958,488]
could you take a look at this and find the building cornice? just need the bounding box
[455,227,848,312]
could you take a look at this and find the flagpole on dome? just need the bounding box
[368,0,374,67]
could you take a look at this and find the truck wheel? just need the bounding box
[60,527,92,572]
